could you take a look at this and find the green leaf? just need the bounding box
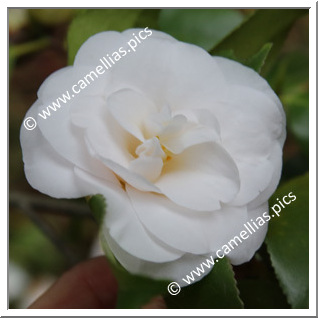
[216,43,272,74]
[100,235,169,309]
[87,194,106,225]
[134,9,161,29]
[211,9,308,74]
[9,38,50,77]
[244,43,272,73]
[29,9,75,26]
[165,257,243,309]
[237,279,290,309]
[67,9,142,64]
[265,173,309,308]
[266,52,308,154]
[158,9,244,51]
[282,92,309,154]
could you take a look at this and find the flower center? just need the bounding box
[135,137,166,161]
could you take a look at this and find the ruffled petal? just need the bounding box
[102,230,213,287]
[21,101,117,198]
[155,142,240,211]
[126,185,248,254]
[74,167,183,262]
[107,89,157,141]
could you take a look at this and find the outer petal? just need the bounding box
[102,230,213,287]
[74,29,176,67]
[247,143,283,208]
[226,202,269,265]
[126,185,248,254]
[35,67,115,179]
[216,85,284,206]
[74,168,183,262]
[219,86,283,161]
[214,56,286,147]
[20,103,89,198]
[109,36,228,111]
[155,142,240,211]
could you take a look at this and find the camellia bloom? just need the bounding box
[20,29,286,285]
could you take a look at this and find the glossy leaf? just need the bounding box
[212,9,308,74]
[244,43,272,73]
[265,173,309,308]
[67,9,142,64]
[212,9,307,57]
[216,43,272,74]
[158,9,244,50]
[165,257,243,309]
[282,92,309,154]
[267,52,309,154]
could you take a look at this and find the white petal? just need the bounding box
[102,230,213,287]
[162,108,221,154]
[35,69,114,179]
[226,202,269,265]
[230,159,274,206]
[37,65,110,102]
[74,167,183,262]
[129,157,163,183]
[155,142,240,211]
[21,101,117,197]
[126,185,248,254]
[107,89,157,141]
[214,56,286,146]
[83,108,134,167]
[216,86,284,206]
[161,124,219,154]
[21,111,83,198]
[247,143,283,209]
[219,86,283,161]
[110,37,228,111]
[100,158,161,193]
[74,29,176,67]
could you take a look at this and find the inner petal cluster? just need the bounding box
[129,109,188,182]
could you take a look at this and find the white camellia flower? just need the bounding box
[20,29,286,286]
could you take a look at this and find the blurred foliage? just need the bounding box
[29,9,75,26]
[266,174,309,308]
[158,9,245,51]
[211,9,307,75]
[67,9,142,64]
[9,8,309,309]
